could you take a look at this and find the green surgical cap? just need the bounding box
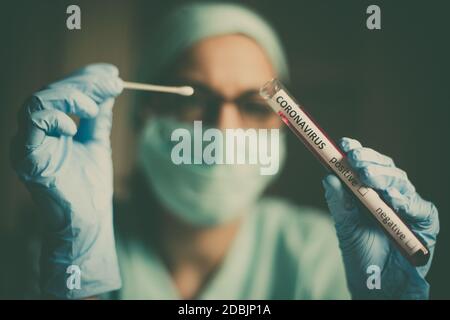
[133,2,289,126]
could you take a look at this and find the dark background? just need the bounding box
[0,0,448,298]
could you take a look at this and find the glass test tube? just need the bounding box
[260,78,430,266]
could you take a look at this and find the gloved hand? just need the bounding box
[10,64,124,299]
[322,137,439,299]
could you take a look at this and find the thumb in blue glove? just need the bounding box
[322,137,439,299]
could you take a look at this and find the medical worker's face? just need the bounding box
[137,34,284,227]
[150,34,282,129]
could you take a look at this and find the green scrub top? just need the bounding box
[113,197,351,299]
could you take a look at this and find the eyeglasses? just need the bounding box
[151,81,274,124]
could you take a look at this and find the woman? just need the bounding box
[11,2,438,299]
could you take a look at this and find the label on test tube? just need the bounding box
[260,79,429,261]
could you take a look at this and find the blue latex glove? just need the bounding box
[322,137,439,299]
[11,64,124,299]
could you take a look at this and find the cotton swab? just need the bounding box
[122,81,194,96]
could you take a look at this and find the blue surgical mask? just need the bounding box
[137,117,286,226]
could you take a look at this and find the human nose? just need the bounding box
[216,102,244,130]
